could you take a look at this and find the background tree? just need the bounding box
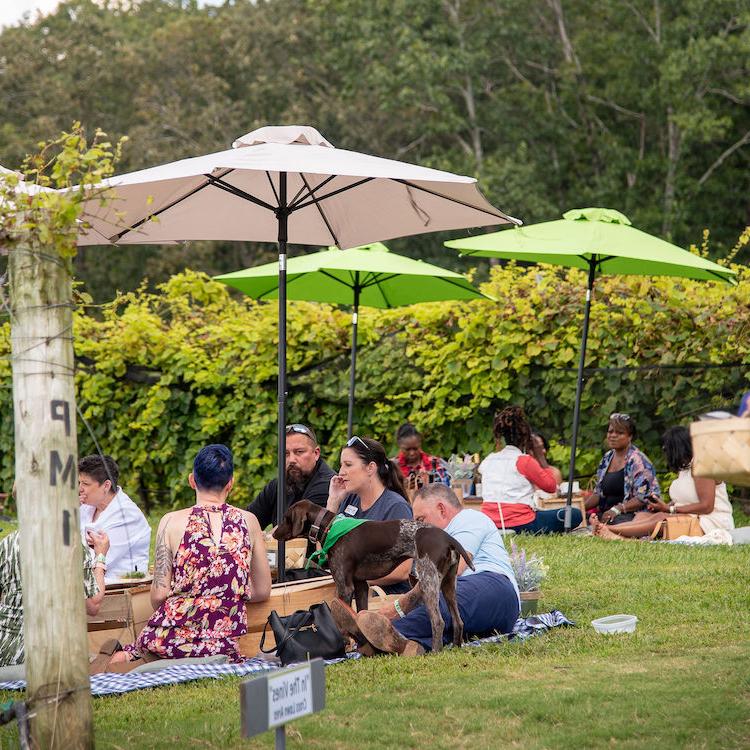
[0,0,747,299]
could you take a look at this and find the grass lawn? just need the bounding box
[2,510,749,749]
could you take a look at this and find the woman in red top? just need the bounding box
[394,423,445,494]
[479,407,582,533]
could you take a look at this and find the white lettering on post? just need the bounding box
[267,665,313,729]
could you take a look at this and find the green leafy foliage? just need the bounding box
[1,262,747,511]
[0,122,124,259]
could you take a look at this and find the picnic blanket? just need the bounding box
[663,528,733,546]
[0,610,573,697]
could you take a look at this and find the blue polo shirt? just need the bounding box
[445,509,519,598]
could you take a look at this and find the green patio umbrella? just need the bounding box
[446,207,737,530]
[217,242,489,436]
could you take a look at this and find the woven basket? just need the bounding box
[263,538,308,571]
[690,418,750,487]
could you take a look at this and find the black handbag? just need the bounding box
[259,602,347,666]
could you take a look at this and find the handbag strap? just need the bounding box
[258,617,276,654]
[650,519,665,540]
[260,610,315,655]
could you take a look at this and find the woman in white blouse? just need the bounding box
[591,426,734,539]
[78,454,151,581]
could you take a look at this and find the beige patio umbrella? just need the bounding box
[75,125,520,577]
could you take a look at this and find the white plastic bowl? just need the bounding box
[591,614,638,634]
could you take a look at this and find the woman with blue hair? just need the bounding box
[99,444,271,672]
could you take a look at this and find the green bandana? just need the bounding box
[306,515,369,568]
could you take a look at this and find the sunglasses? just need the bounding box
[345,435,369,450]
[286,423,316,442]
[609,413,632,422]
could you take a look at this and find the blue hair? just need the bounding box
[193,444,233,491]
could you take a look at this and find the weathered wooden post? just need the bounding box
[2,133,120,748]
[8,229,93,747]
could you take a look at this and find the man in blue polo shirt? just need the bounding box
[356,482,520,655]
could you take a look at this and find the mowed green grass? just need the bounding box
[1,510,749,749]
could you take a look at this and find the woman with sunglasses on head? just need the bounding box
[326,436,413,593]
[585,413,661,525]
[590,425,734,539]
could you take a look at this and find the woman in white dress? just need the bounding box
[78,454,151,581]
[591,426,734,539]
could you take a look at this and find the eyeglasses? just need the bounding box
[286,423,317,442]
[345,435,369,450]
[609,413,632,422]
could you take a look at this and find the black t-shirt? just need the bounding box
[247,458,335,529]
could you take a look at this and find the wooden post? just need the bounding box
[9,237,93,748]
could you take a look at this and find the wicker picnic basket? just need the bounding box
[690,418,750,487]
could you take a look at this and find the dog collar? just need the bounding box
[308,508,333,545]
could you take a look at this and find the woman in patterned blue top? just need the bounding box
[585,413,661,525]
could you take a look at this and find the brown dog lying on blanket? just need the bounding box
[273,499,474,651]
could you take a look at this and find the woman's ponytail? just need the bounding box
[381,458,407,501]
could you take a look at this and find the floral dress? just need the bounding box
[126,503,252,662]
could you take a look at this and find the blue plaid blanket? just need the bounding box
[0,610,573,697]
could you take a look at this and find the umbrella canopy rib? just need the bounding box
[208,175,277,211]
[393,179,513,222]
[108,176,217,242]
[293,177,375,212]
[431,274,492,297]
[316,268,362,293]
[288,174,338,211]
[361,273,400,289]
[300,174,339,246]
[265,171,280,205]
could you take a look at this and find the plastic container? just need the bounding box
[591,614,638,634]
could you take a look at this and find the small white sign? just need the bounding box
[267,663,313,729]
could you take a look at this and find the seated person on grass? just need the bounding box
[394,422,446,496]
[103,444,271,672]
[584,412,661,525]
[591,426,734,540]
[333,482,520,656]
[531,431,564,487]
[480,406,580,533]
[327,435,413,594]
[0,484,109,667]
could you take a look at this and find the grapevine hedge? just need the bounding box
[1,263,748,511]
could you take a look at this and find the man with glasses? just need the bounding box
[248,424,335,529]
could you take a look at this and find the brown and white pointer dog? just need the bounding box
[273,499,475,651]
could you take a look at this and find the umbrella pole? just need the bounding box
[276,172,288,581]
[347,280,360,438]
[564,260,596,531]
